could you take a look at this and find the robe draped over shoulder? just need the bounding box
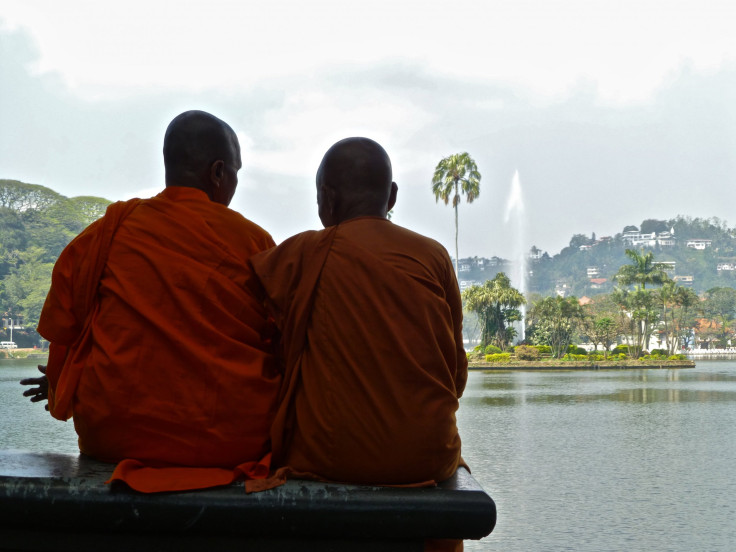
[248,217,467,489]
[38,186,280,492]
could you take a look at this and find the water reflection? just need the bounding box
[465,366,736,406]
[459,361,736,552]
[467,387,736,406]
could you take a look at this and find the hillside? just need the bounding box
[0,179,110,345]
[457,216,736,296]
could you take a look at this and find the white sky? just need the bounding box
[2,0,736,261]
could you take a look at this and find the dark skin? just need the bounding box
[20,365,48,410]
[316,137,398,227]
[163,110,242,207]
[20,110,242,408]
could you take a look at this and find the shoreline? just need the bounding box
[469,360,696,371]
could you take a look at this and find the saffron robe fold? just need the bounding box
[37,187,280,492]
[249,216,467,487]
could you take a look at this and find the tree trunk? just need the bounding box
[454,182,459,276]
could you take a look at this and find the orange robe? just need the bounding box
[249,216,467,488]
[37,186,280,492]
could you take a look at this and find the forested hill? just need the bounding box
[459,216,736,298]
[0,179,110,345]
[3,177,736,346]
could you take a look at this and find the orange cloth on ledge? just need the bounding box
[38,187,280,492]
[248,217,467,489]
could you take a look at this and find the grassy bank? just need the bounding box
[0,349,48,359]
[469,359,695,370]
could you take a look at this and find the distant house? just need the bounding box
[586,266,600,278]
[657,261,676,272]
[555,280,571,297]
[674,275,694,286]
[529,247,544,260]
[589,278,608,289]
[458,263,471,273]
[656,231,676,248]
[717,263,736,271]
[459,280,480,291]
[622,228,676,248]
[686,239,712,250]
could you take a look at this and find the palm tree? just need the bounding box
[613,249,670,290]
[431,153,481,273]
[463,272,524,350]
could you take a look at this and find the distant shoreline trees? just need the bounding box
[0,179,110,346]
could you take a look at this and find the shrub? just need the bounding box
[562,353,589,361]
[534,345,552,354]
[588,353,605,361]
[484,344,502,355]
[567,345,588,355]
[611,345,629,355]
[650,349,667,356]
[485,353,511,363]
[515,345,540,361]
[668,354,687,361]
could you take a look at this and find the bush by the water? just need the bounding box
[515,345,540,361]
[485,353,511,363]
[641,353,668,360]
[533,345,552,354]
[484,344,502,355]
[563,353,589,361]
[611,345,629,355]
[567,344,588,355]
[668,354,687,360]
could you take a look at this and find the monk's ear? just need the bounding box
[210,160,225,184]
[387,182,398,212]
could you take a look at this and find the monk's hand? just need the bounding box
[20,365,49,411]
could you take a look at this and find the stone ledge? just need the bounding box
[0,451,496,551]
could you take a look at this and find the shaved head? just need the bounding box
[316,137,397,226]
[163,110,241,205]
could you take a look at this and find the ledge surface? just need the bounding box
[0,450,496,551]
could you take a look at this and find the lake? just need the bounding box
[2,358,735,551]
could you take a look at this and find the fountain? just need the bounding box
[503,170,527,342]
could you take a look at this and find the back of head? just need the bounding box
[316,137,395,226]
[163,110,240,204]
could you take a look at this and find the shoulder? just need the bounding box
[225,209,276,249]
[383,222,453,263]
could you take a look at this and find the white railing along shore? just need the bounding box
[686,348,736,357]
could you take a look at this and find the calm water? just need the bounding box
[2,359,736,551]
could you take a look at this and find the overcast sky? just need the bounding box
[2,0,735,261]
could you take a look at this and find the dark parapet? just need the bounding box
[0,451,496,551]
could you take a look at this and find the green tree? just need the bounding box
[611,286,659,358]
[1,246,54,329]
[579,295,622,357]
[431,152,480,273]
[463,272,524,350]
[528,295,585,358]
[613,248,671,290]
[702,287,736,346]
[655,281,700,354]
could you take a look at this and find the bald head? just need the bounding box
[163,110,241,206]
[316,137,397,227]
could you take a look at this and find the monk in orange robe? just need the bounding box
[249,137,467,490]
[22,111,280,492]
